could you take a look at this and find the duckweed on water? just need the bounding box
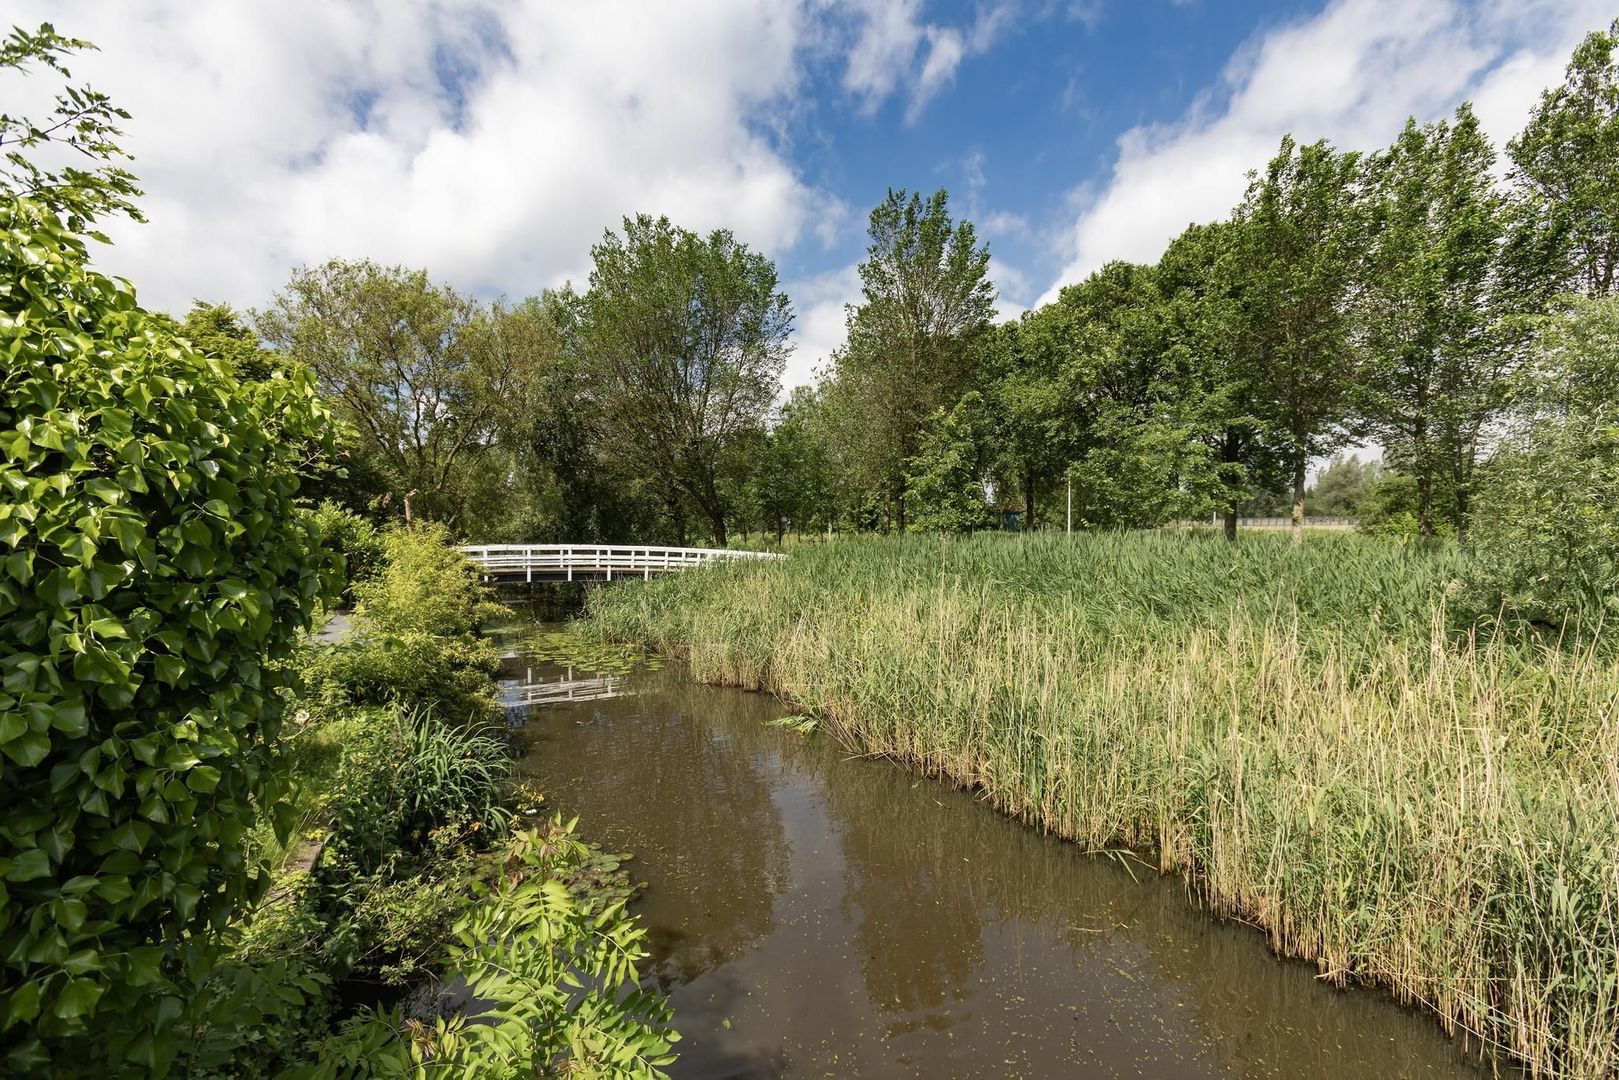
[516,628,664,675]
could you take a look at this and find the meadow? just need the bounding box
[586,531,1619,1079]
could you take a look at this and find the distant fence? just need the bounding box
[1169,516,1359,530]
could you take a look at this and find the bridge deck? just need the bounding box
[460,543,784,582]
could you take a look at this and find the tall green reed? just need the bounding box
[587,531,1618,1078]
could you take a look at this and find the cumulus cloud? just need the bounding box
[1038,0,1616,303]
[782,262,862,391]
[840,0,1016,122]
[13,0,827,314]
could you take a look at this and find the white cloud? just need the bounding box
[1037,0,1615,304]
[841,0,1016,122]
[13,0,828,314]
[783,262,862,390]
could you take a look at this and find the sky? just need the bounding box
[9,0,1614,390]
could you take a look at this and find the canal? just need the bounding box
[500,624,1496,1079]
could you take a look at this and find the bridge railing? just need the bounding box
[459,544,785,581]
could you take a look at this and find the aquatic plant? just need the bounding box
[586,531,1619,1079]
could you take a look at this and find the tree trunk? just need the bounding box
[1290,451,1306,546]
[1416,471,1434,539]
[1221,428,1242,542]
[1024,469,1036,532]
[710,513,728,547]
[1414,418,1433,539]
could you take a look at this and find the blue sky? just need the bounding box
[14,0,1615,387]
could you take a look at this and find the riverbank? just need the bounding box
[185,523,676,1075]
[585,531,1619,1079]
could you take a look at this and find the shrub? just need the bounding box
[354,523,504,639]
[1462,298,1619,639]
[306,820,679,1079]
[1463,418,1619,636]
[308,501,385,606]
[0,201,337,1073]
[321,705,512,880]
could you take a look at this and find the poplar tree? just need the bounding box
[833,188,995,529]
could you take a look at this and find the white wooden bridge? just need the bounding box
[459,544,785,583]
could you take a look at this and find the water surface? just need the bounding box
[501,629,1495,1079]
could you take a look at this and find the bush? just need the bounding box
[309,501,385,606]
[1462,298,1619,639]
[354,523,504,639]
[307,820,679,1078]
[0,201,337,1073]
[1463,419,1619,636]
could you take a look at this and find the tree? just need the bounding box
[1157,220,1281,538]
[1359,106,1518,538]
[1508,19,1619,298]
[176,302,281,381]
[578,214,791,547]
[0,23,141,232]
[1236,136,1363,544]
[832,189,995,529]
[743,385,834,541]
[0,200,337,1074]
[1463,298,1619,637]
[905,392,995,533]
[256,260,545,529]
[982,320,1065,529]
[1306,453,1378,517]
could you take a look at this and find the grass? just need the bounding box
[585,530,1619,1079]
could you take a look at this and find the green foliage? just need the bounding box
[0,24,142,232]
[830,188,995,530]
[1463,420,1619,635]
[308,502,385,606]
[320,705,512,880]
[1462,298,1619,637]
[904,391,994,533]
[579,214,792,546]
[1359,105,1521,537]
[1509,18,1619,297]
[354,524,503,640]
[0,200,337,1074]
[257,260,549,528]
[1236,135,1364,537]
[308,820,678,1079]
[176,303,283,383]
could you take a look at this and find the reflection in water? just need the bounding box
[499,662,626,708]
[507,639,1500,1079]
[516,669,791,988]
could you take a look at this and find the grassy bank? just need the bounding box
[183,524,676,1077]
[586,531,1619,1078]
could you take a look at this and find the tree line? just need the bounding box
[183,21,1619,550]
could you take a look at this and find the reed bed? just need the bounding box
[586,532,1619,1078]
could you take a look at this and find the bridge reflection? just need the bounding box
[500,663,632,713]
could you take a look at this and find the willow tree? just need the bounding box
[257,260,547,528]
[579,214,792,547]
[831,188,995,530]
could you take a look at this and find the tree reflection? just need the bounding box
[516,671,792,987]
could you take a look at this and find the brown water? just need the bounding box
[502,632,1497,1080]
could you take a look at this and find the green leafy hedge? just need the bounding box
[0,200,337,1074]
